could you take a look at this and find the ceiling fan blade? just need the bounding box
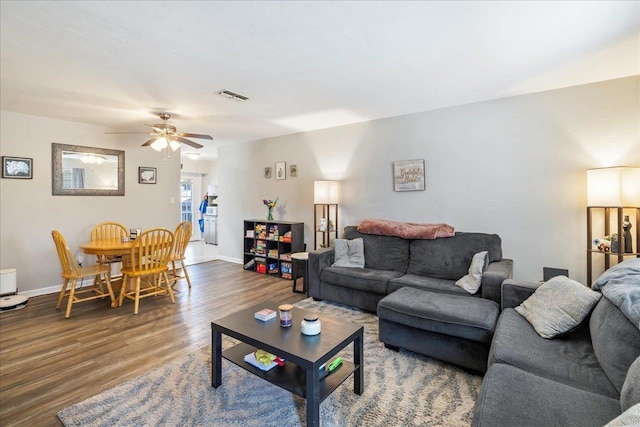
[179,132,213,140]
[175,137,204,149]
[105,131,149,135]
[141,138,162,147]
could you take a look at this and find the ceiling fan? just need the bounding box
[106,112,213,153]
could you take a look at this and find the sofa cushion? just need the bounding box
[591,297,640,394]
[489,308,619,398]
[332,238,364,268]
[388,274,475,297]
[621,357,640,411]
[343,226,409,273]
[515,275,601,339]
[377,287,498,343]
[472,363,621,427]
[407,232,502,280]
[320,266,402,295]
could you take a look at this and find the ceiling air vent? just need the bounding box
[216,89,249,101]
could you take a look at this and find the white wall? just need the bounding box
[0,111,181,295]
[217,76,640,284]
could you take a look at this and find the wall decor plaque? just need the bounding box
[393,159,425,192]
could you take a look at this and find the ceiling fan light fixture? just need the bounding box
[151,137,168,151]
[105,112,212,156]
[169,139,181,152]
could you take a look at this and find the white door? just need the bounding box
[180,175,201,241]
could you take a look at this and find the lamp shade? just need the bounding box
[150,137,168,152]
[587,167,640,207]
[314,181,339,204]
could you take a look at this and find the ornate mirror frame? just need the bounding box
[52,143,125,196]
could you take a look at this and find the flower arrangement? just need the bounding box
[263,197,278,220]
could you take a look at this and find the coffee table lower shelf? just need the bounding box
[223,342,356,401]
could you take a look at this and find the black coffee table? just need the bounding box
[211,301,364,427]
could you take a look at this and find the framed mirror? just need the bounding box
[52,143,125,196]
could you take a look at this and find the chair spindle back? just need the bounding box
[129,228,173,274]
[51,230,80,277]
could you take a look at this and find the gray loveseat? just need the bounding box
[472,279,640,427]
[308,225,513,312]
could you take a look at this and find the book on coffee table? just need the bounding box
[254,308,276,321]
[244,352,278,371]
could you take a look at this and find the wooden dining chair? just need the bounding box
[167,221,193,289]
[51,230,115,318]
[90,222,128,265]
[118,228,175,315]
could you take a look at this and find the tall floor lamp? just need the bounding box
[586,166,640,285]
[314,181,339,250]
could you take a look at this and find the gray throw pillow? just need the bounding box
[332,238,365,268]
[515,275,602,339]
[455,251,488,294]
[604,403,640,427]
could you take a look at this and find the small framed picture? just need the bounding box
[275,162,286,180]
[290,164,298,177]
[393,159,425,192]
[264,167,272,179]
[138,167,157,184]
[2,156,33,179]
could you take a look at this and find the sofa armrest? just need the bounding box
[481,258,513,305]
[501,279,543,310]
[308,247,335,298]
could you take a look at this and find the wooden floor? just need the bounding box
[0,261,307,427]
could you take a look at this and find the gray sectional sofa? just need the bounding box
[472,279,640,427]
[308,225,513,312]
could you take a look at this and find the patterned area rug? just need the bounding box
[58,298,482,426]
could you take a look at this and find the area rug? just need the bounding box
[58,298,482,426]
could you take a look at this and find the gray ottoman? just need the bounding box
[378,287,499,373]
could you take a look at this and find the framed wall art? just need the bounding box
[264,167,272,179]
[290,164,298,177]
[275,161,286,180]
[393,159,425,192]
[2,156,32,179]
[138,167,157,184]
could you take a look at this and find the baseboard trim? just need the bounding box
[19,258,244,297]
[20,285,61,298]
[217,255,242,264]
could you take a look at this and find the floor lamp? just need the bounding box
[314,181,339,250]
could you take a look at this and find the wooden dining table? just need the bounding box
[81,239,134,307]
[81,238,133,257]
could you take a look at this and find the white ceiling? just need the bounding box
[1,1,638,160]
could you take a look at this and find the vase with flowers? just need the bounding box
[263,197,278,221]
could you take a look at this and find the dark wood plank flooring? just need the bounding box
[0,260,307,427]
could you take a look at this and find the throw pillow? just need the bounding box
[604,403,640,427]
[332,238,365,268]
[455,251,488,294]
[515,275,602,339]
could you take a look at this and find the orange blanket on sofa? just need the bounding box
[357,218,454,240]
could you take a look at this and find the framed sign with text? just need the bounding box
[393,159,425,192]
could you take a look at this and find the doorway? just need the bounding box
[180,176,201,241]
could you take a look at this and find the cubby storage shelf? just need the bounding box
[244,219,304,280]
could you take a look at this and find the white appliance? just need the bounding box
[0,268,28,311]
[204,214,218,245]
[206,206,218,215]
